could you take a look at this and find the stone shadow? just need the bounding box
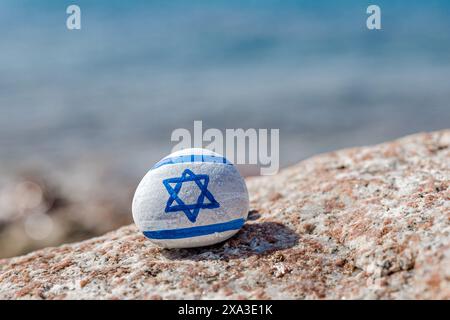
[161,218,299,261]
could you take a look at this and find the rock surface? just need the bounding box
[0,130,449,299]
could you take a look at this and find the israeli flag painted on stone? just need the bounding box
[132,148,249,248]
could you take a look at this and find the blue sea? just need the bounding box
[0,0,449,179]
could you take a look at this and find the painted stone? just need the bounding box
[132,148,249,248]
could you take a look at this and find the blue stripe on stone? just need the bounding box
[143,218,245,240]
[152,154,232,170]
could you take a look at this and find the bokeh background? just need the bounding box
[1,0,449,258]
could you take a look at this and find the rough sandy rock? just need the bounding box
[0,130,449,299]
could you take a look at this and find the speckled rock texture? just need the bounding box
[0,130,449,300]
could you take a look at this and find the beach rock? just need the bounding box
[0,130,448,299]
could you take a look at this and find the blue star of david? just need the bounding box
[162,169,220,223]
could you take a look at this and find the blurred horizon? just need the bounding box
[0,0,449,257]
